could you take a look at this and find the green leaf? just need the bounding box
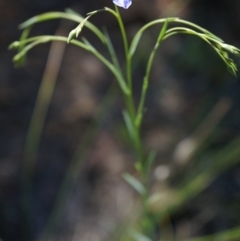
[144,151,157,179]
[227,65,237,77]
[81,37,95,51]
[8,41,20,50]
[19,11,106,44]
[14,27,32,67]
[13,39,48,64]
[129,17,178,57]
[103,28,122,73]
[122,110,136,145]
[76,15,91,37]
[67,29,76,43]
[67,15,91,43]
[130,230,152,241]
[129,32,142,57]
[19,12,83,29]
[156,19,168,44]
[122,173,146,195]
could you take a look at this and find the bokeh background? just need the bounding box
[1,0,240,240]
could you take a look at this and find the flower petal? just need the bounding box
[113,0,132,9]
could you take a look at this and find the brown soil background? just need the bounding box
[1,0,240,240]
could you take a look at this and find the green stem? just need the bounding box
[11,36,129,94]
[136,20,168,129]
[114,6,135,121]
[136,41,161,127]
[112,7,142,163]
[114,6,129,65]
[19,11,106,43]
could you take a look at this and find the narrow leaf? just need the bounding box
[156,19,168,44]
[144,150,157,179]
[81,37,94,50]
[67,15,91,43]
[76,15,91,37]
[67,29,76,43]
[103,28,122,73]
[130,230,152,241]
[129,32,142,57]
[122,110,136,144]
[122,173,146,195]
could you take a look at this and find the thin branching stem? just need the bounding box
[19,11,106,43]
[12,36,129,94]
[10,7,240,240]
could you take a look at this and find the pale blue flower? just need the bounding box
[113,0,132,9]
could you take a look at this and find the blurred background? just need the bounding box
[1,0,240,240]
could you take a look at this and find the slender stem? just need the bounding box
[114,6,135,121]
[12,36,129,94]
[126,53,133,92]
[136,77,148,127]
[163,29,232,72]
[136,20,168,129]
[114,6,128,65]
[110,6,141,165]
[103,28,122,73]
[136,41,161,127]
[19,11,106,43]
